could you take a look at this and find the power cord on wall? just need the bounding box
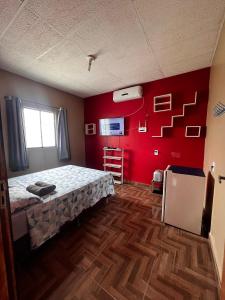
[123,97,145,118]
[105,96,146,149]
[124,96,148,134]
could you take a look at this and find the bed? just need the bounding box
[8,165,115,249]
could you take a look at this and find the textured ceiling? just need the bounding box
[0,0,225,98]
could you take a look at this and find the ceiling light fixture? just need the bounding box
[87,55,96,72]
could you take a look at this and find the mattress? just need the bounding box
[9,165,115,248]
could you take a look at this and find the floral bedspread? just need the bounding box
[8,184,41,214]
[9,165,115,248]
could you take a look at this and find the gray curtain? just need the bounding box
[5,96,29,171]
[57,108,71,161]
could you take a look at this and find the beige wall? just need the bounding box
[0,69,85,178]
[204,20,225,280]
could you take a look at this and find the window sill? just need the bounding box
[27,146,57,149]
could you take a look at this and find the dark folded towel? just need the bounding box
[26,183,56,197]
[35,181,53,187]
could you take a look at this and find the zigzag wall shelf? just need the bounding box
[152,91,198,138]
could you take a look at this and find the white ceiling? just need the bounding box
[0,0,225,98]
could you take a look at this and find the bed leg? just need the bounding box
[106,197,109,204]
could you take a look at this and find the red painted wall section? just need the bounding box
[84,68,210,184]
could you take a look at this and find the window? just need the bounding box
[23,107,56,148]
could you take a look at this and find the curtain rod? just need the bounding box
[21,98,61,111]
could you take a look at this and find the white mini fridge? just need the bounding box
[162,165,205,235]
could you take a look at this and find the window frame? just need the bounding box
[23,105,57,149]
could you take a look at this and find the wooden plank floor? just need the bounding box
[15,184,219,300]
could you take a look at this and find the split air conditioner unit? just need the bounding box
[113,86,143,103]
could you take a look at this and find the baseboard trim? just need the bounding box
[124,180,150,188]
[209,232,221,284]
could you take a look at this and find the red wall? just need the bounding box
[84,68,210,184]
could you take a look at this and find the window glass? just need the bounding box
[23,108,42,148]
[41,111,56,147]
[23,107,56,148]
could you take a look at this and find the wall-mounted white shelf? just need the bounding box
[103,147,122,151]
[103,163,122,169]
[85,123,96,135]
[110,171,122,177]
[103,156,122,160]
[152,91,198,138]
[103,147,124,184]
[185,126,201,137]
[154,94,172,112]
[114,180,122,184]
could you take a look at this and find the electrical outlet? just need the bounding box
[154,150,159,156]
[211,161,216,172]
